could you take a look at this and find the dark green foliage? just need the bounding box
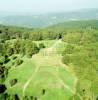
[12,55,17,60]
[7,48,14,56]
[42,89,46,95]
[10,79,18,87]
[0,30,2,33]
[0,55,10,65]
[0,84,7,94]
[0,56,5,65]
[62,54,71,65]
[0,64,8,81]
[0,43,4,54]
[26,42,39,58]
[4,55,10,64]
[15,58,23,66]
[0,65,5,78]
[13,94,20,100]
[13,40,21,54]
[39,43,45,49]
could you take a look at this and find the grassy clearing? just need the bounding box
[5,40,77,100]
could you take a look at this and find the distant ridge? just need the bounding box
[0,8,98,28]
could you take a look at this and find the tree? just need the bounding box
[0,56,5,65]
[15,58,23,66]
[26,41,39,58]
[62,54,71,65]
[0,43,3,54]
[7,47,14,56]
[0,84,7,93]
[39,43,45,49]
[13,40,21,54]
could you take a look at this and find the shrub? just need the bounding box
[0,65,5,75]
[0,84,7,94]
[13,94,20,100]
[12,55,17,60]
[10,79,18,86]
[0,56,5,65]
[4,55,10,64]
[62,54,71,65]
[7,48,14,56]
[39,43,45,49]
[26,42,39,58]
[15,58,23,66]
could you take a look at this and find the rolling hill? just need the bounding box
[0,8,98,28]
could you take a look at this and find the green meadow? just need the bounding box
[4,40,77,100]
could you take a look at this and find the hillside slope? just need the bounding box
[4,40,77,100]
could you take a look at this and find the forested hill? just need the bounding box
[46,20,98,29]
[0,8,98,28]
[0,20,98,100]
[0,20,98,42]
[43,20,98,35]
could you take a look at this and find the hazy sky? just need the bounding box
[0,0,98,14]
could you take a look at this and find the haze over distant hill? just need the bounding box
[0,8,98,28]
